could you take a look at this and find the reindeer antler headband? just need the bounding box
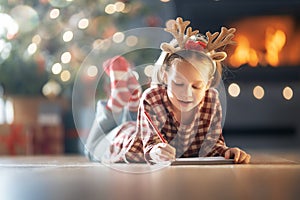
[160,17,236,62]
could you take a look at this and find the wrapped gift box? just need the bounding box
[0,124,64,155]
[0,96,68,155]
[0,124,31,155]
[28,124,64,155]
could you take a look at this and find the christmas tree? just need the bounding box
[0,0,175,98]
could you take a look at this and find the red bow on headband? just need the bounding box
[184,40,207,51]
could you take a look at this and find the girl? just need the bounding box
[86,17,251,164]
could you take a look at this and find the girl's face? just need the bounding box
[165,59,211,113]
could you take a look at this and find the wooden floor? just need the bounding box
[0,150,300,200]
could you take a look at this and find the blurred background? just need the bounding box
[0,0,299,156]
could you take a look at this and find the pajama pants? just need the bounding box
[85,101,137,162]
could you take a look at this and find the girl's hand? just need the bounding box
[150,143,176,164]
[224,147,251,164]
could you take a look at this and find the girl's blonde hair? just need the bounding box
[151,49,222,87]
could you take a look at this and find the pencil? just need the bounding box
[144,111,167,143]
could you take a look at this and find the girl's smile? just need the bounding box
[165,58,211,113]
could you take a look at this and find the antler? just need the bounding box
[205,27,236,52]
[162,17,199,52]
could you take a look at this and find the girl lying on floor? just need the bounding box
[86,17,251,164]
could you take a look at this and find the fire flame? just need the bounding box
[229,35,258,67]
[229,28,287,67]
[265,28,286,66]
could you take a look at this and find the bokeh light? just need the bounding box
[78,18,89,29]
[27,43,37,55]
[0,40,12,63]
[253,85,265,99]
[144,65,154,77]
[10,5,39,33]
[49,8,60,19]
[228,83,240,97]
[92,39,103,49]
[42,80,62,98]
[5,99,14,124]
[86,65,98,78]
[61,52,72,63]
[51,63,63,74]
[63,31,74,42]
[32,35,42,44]
[113,32,125,43]
[93,39,112,51]
[115,2,125,12]
[126,35,138,47]
[105,4,116,15]
[0,13,19,39]
[282,86,293,100]
[60,70,71,82]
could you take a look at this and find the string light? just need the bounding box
[115,2,125,12]
[27,43,37,55]
[49,8,60,19]
[1,0,177,98]
[105,2,126,14]
[51,63,62,74]
[61,51,72,63]
[60,70,71,82]
[5,99,14,124]
[62,31,74,42]
[78,18,89,29]
[42,80,61,98]
[113,32,125,43]
[253,85,265,100]
[87,65,98,78]
[282,86,293,100]
[126,35,138,47]
[228,83,240,97]
[0,40,12,60]
[121,4,131,13]
[105,4,115,14]
[0,13,19,39]
[92,39,111,50]
[144,65,153,77]
[32,34,41,44]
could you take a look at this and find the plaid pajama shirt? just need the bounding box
[108,85,229,163]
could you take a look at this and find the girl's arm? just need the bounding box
[199,89,229,157]
[203,90,251,163]
[119,92,167,163]
[139,100,167,163]
[138,90,176,164]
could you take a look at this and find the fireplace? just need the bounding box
[174,0,300,149]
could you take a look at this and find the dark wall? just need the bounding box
[172,0,300,31]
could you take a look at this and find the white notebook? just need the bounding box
[171,157,235,165]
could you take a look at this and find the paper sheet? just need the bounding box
[171,156,234,165]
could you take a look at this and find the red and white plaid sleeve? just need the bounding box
[119,86,167,163]
[139,87,169,163]
[198,88,229,157]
